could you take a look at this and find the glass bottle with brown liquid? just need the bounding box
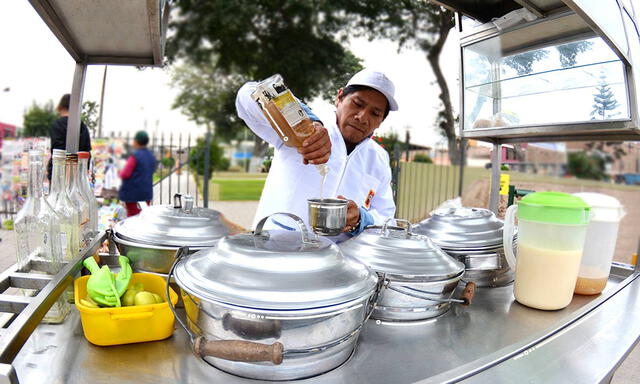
[251,74,316,148]
[252,74,330,196]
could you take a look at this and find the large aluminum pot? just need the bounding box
[168,213,380,381]
[112,194,240,274]
[339,219,472,322]
[413,207,515,287]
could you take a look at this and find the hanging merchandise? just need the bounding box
[78,152,99,234]
[66,153,91,246]
[14,150,69,323]
[48,149,80,260]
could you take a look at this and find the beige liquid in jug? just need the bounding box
[514,243,583,310]
[574,266,608,295]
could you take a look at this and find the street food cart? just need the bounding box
[2,0,640,382]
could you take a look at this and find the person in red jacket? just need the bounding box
[119,131,157,217]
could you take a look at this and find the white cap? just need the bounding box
[346,69,398,111]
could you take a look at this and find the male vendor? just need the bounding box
[236,68,397,240]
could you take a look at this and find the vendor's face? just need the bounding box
[335,89,387,146]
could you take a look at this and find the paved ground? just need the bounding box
[0,171,638,381]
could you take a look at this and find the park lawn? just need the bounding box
[209,177,267,201]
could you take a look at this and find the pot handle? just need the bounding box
[388,281,476,305]
[194,337,284,365]
[254,212,314,245]
[166,246,195,341]
[382,218,412,237]
[503,204,518,271]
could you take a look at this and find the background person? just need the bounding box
[119,131,157,217]
[236,68,398,241]
[47,93,92,180]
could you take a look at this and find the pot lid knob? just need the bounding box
[183,195,194,213]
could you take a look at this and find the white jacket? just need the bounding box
[236,82,396,232]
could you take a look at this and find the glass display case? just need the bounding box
[463,36,629,131]
[457,2,640,143]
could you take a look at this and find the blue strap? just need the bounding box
[348,207,374,237]
[271,219,296,231]
[300,101,322,124]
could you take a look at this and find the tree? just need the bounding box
[568,151,606,180]
[81,101,99,138]
[170,61,250,143]
[189,137,227,178]
[557,41,593,68]
[413,153,433,163]
[341,1,460,164]
[167,0,363,160]
[23,100,56,137]
[503,50,549,76]
[591,71,620,120]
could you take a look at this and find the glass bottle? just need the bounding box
[251,74,316,149]
[251,74,329,179]
[15,150,69,323]
[15,150,62,270]
[66,153,90,246]
[48,149,80,260]
[78,152,99,235]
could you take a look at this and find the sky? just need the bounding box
[0,2,460,148]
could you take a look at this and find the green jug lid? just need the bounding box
[518,191,590,225]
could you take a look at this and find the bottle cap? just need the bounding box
[78,151,90,159]
[52,149,66,159]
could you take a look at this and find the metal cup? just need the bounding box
[308,198,348,236]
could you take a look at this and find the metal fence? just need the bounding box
[108,130,210,207]
[393,142,463,224]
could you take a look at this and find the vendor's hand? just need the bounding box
[338,195,360,233]
[298,122,331,165]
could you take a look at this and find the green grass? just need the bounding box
[210,178,266,200]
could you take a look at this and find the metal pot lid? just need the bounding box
[338,219,464,281]
[113,194,231,248]
[174,213,378,310]
[413,207,505,249]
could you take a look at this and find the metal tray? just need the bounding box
[10,263,640,383]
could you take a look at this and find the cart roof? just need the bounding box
[29,0,169,66]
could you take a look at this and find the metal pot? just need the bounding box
[168,213,380,381]
[413,207,515,287]
[307,198,348,236]
[112,194,238,273]
[339,219,473,322]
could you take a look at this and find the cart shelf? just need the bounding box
[10,264,640,383]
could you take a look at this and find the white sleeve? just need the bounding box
[235,81,284,148]
[368,169,396,225]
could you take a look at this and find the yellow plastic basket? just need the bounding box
[74,273,178,346]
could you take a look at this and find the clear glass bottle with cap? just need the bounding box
[78,151,99,235]
[66,153,91,246]
[48,149,80,259]
[15,150,69,323]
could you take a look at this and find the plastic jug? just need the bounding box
[572,193,625,295]
[503,192,590,310]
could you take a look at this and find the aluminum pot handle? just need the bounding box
[387,281,477,305]
[381,218,412,237]
[166,246,195,341]
[194,337,284,365]
[254,212,314,245]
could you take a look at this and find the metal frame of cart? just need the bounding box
[2,1,640,383]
